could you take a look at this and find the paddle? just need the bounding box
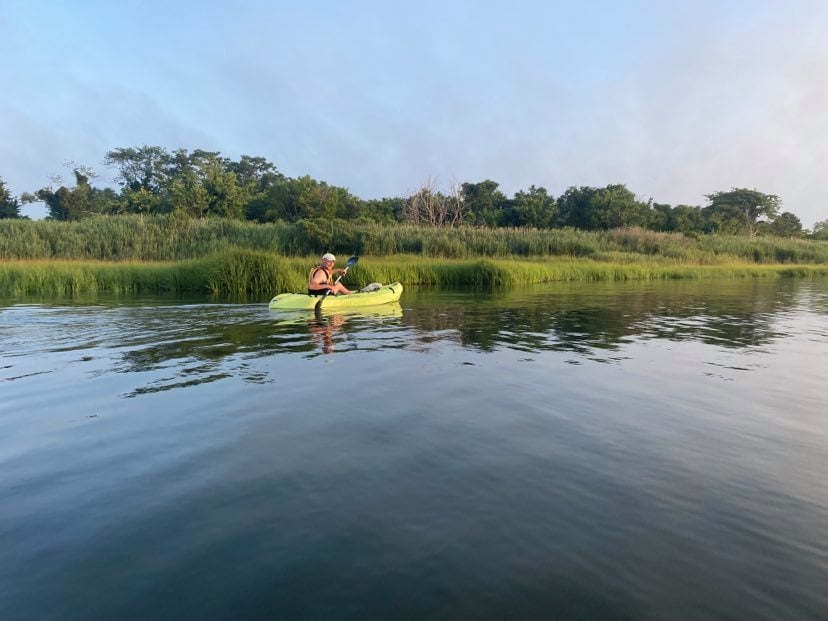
[314,255,359,312]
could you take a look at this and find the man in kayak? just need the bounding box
[308,253,352,296]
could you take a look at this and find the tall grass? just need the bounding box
[2,216,827,264]
[3,251,827,299]
[0,259,210,296]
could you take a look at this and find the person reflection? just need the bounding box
[310,312,345,354]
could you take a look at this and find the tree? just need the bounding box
[292,176,343,221]
[557,186,596,229]
[360,197,403,223]
[227,155,284,212]
[0,178,22,218]
[669,205,705,234]
[504,185,557,228]
[227,155,282,190]
[245,175,360,223]
[649,203,705,234]
[202,162,245,219]
[246,178,301,222]
[557,184,649,230]
[156,149,249,218]
[104,145,173,193]
[811,220,828,240]
[461,180,508,227]
[28,168,120,220]
[649,203,671,232]
[768,212,803,237]
[704,188,780,236]
[590,185,650,229]
[402,177,463,226]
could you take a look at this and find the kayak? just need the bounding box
[271,302,403,326]
[268,282,403,310]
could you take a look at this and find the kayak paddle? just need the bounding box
[315,255,359,312]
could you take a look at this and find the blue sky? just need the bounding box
[1,0,827,226]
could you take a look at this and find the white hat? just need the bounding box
[321,253,336,261]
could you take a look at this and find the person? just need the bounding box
[308,253,351,296]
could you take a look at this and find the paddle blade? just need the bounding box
[314,291,329,311]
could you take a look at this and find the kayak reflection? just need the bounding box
[307,302,404,355]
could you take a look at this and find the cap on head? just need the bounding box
[321,253,336,261]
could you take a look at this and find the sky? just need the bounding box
[1,0,827,227]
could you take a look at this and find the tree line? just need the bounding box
[1,145,826,239]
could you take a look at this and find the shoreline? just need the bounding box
[2,254,827,298]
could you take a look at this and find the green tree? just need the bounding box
[649,203,671,232]
[227,155,284,214]
[105,145,173,214]
[592,185,650,229]
[158,149,247,218]
[669,205,705,234]
[768,212,803,237]
[28,169,120,220]
[360,197,403,223]
[505,185,557,228]
[650,203,705,234]
[228,155,282,189]
[558,184,649,230]
[811,220,828,240]
[104,145,173,193]
[246,178,301,222]
[0,178,22,218]
[166,171,210,217]
[245,176,359,223]
[202,161,245,219]
[704,188,780,236]
[557,186,596,229]
[461,180,508,227]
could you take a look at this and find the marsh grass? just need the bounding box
[0,259,210,296]
[5,252,825,299]
[3,216,827,264]
[3,217,827,298]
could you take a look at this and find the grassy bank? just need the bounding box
[2,251,827,299]
[2,215,827,264]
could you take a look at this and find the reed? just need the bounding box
[5,252,826,299]
[3,216,827,265]
[0,259,210,296]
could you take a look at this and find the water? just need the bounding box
[1,279,827,620]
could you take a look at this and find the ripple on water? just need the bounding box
[1,282,827,620]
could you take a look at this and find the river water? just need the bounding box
[1,279,827,620]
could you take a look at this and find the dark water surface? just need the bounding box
[1,279,827,620]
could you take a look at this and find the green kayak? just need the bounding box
[268,282,403,310]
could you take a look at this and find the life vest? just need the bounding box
[308,265,333,289]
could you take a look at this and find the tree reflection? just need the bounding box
[401,279,810,356]
[105,279,823,396]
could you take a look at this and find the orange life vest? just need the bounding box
[308,265,333,289]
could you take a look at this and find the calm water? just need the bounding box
[1,279,827,620]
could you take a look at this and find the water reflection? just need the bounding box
[402,280,815,358]
[2,280,826,397]
[3,282,827,621]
